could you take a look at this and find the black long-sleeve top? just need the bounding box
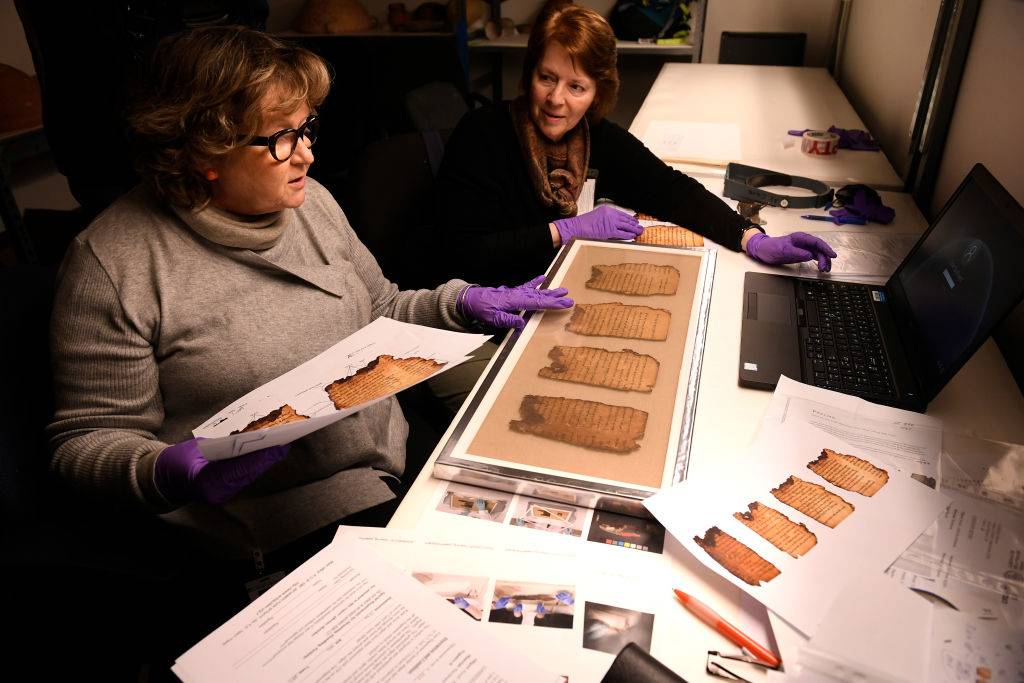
[435,102,753,286]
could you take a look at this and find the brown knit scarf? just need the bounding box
[511,96,590,217]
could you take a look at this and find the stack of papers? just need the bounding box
[645,376,1024,681]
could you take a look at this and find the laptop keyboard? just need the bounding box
[799,282,895,398]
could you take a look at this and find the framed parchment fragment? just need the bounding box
[435,239,716,515]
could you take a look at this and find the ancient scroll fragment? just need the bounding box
[771,476,855,528]
[538,346,659,392]
[231,404,308,434]
[325,355,444,409]
[634,223,704,248]
[808,448,889,497]
[509,395,648,453]
[693,526,781,586]
[586,263,680,296]
[566,303,670,341]
[734,502,817,558]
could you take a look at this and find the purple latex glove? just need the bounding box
[154,437,291,505]
[830,189,895,224]
[828,126,880,151]
[459,275,574,330]
[553,205,643,244]
[746,231,837,272]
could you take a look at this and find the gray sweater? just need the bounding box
[47,179,467,555]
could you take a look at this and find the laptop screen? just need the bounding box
[891,164,1024,399]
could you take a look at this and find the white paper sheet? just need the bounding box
[192,318,490,460]
[927,607,1024,682]
[887,491,1024,629]
[764,375,943,484]
[794,574,931,683]
[644,420,951,637]
[172,530,560,683]
[642,120,742,165]
[940,432,1024,515]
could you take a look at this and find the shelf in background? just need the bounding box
[469,34,693,57]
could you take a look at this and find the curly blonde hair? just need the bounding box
[521,3,620,122]
[128,26,331,209]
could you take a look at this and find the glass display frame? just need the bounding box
[434,239,716,517]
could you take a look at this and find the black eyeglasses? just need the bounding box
[706,651,778,682]
[247,114,319,162]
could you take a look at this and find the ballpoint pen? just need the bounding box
[673,588,781,668]
[801,213,867,225]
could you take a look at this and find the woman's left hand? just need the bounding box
[459,276,574,330]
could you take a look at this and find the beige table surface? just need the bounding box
[388,175,1024,679]
[628,63,905,190]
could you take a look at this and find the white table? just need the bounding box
[389,178,1024,679]
[629,63,905,190]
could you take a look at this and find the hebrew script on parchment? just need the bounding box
[508,395,648,454]
[538,346,659,392]
[566,303,670,341]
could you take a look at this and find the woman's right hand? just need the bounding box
[154,438,291,505]
[551,205,643,246]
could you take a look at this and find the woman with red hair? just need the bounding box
[436,2,834,286]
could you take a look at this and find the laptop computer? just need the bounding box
[738,163,1024,411]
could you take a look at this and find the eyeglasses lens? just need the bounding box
[272,119,319,161]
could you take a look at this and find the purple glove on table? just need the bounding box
[459,276,573,330]
[746,231,837,272]
[553,205,643,244]
[829,189,895,224]
[154,438,291,505]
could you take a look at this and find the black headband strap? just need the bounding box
[724,163,834,209]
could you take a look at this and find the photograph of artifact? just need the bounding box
[509,497,586,537]
[733,502,817,557]
[509,395,648,453]
[585,263,680,296]
[488,582,576,629]
[411,572,488,621]
[537,346,659,393]
[582,602,655,655]
[693,526,781,586]
[436,482,513,523]
[771,476,856,528]
[587,510,665,553]
[566,302,671,341]
[324,354,444,409]
[230,404,308,434]
[807,448,890,496]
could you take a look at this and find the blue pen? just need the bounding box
[801,213,867,225]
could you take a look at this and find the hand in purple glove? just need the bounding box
[553,205,643,245]
[746,231,838,272]
[154,438,290,505]
[459,276,573,330]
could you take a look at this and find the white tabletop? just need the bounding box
[629,63,905,191]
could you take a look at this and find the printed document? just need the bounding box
[172,530,559,683]
[193,317,489,460]
[645,420,950,637]
[764,375,942,484]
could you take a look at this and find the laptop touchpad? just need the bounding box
[747,292,793,323]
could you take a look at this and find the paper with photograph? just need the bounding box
[927,606,1024,682]
[764,375,943,484]
[644,420,951,636]
[192,317,489,460]
[887,491,1024,629]
[336,524,722,683]
[172,530,559,683]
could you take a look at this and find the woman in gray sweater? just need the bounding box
[46,26,569,565]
